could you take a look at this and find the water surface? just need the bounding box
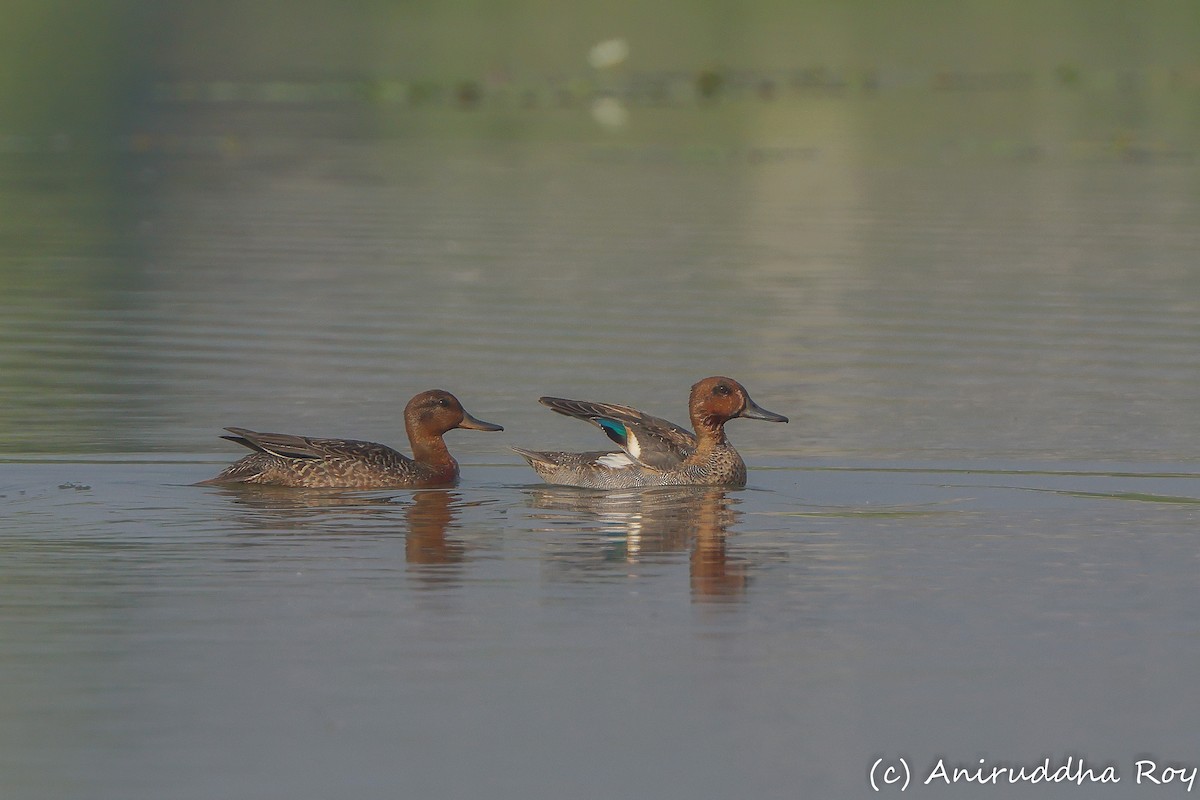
[2,67,1200,799]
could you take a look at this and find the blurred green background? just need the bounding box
[3,1,1198,143]
[3,0,1197,251]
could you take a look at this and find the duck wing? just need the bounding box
[537,397,696,469]
[221,427,402,462]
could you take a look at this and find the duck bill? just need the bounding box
[739,397,789,423]
[458,412,504,432]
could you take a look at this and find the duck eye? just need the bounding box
[713,384,731,396]
[437,398,450,407]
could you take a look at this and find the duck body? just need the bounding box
[513,376,787,489]
[202,431,454,489]
[511,446,748,489]
[199,390,502,489]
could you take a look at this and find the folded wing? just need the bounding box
[222,428,369,461]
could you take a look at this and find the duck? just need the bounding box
[198,390,502,489]
[512,376,787,489]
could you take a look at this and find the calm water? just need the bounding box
[3,86,1200,799]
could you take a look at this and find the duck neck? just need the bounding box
[692,414,731,452]
[410,431,456,473]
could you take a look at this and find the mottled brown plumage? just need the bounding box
[513,376,787,489]
[198,390,502,489]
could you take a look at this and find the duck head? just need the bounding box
[406,390,504,437]
[689,376,789,429]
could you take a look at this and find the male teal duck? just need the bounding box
[199,390,502,489]
[512,376,787,489]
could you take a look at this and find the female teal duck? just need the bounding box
[199,390,502,489]
[513,376,787,489]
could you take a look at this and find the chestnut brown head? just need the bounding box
[688,376,788,428]
[405,390,504,436]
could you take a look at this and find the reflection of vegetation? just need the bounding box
[0,3,153,452]
[0,161,129,261]
[2,2,1197,149]
[1055,64,1082,88]
[1039,489,1200,505]
[0,2,1197,456]
[4,2,1199,139]
[0,155,147,453]
[696,69,724,100]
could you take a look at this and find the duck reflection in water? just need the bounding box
[403,490,465,566]
[525,486,748,601]
[203,486,470,577]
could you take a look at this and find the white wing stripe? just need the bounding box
[625,432,641,459]
[597,452,636,469]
